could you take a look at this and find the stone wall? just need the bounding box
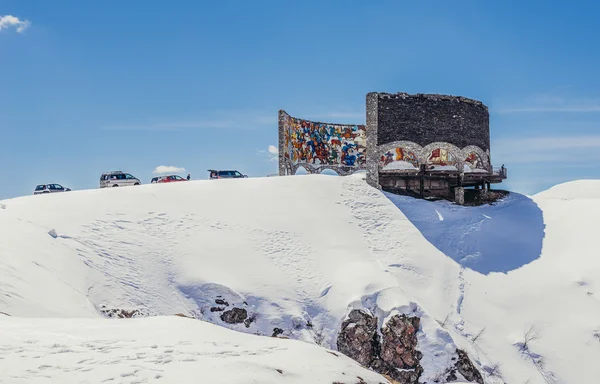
[373,92,490,151]
[366,92,492,189]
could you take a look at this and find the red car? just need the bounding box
[157,175,188,183]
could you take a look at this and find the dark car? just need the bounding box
[34,184,71,195]
[208,170,248,179]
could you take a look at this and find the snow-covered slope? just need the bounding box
[1,175,599,383]
[0,315,388,384]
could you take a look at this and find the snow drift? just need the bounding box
[1,175,599,383]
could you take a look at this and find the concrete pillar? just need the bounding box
[365,93,379,189]
[455,187,465,205]
[486,182,491,191]
[278,110,287,176]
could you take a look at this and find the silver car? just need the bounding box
[34,184,71,195]
[100,171,141,188]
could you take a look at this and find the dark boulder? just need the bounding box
[337,309,380,367]
[379,314,423,383]
[220,308,248,324]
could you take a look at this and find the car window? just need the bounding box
[234,171,242,176]
[55,184,63,189]
[35,185,45,191]
[125,174,134,179]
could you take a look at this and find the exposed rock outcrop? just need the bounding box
[379,314,423,383]
[100,308,142,318]
[220,308,248,325]
[454,349,484,384]
[337,309,380,367]
[337,310,423,384]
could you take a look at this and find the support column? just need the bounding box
[365,93,379,189]
[455,173,464,205]
[455,187,465,205]
[419,165,425,197]
[486,182,491,191]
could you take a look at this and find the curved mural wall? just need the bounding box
[278,110,367,176]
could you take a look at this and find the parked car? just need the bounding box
[34,184,71,195]
[157,175,187,183]
[208,170,248,179]
[100,171,141,188]
[150,176,162,183]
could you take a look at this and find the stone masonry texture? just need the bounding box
[375,92,490,152]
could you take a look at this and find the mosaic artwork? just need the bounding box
[379,147,419,170]
[464,152,485,170]
[282,113,367,167]
[427,148,456,166]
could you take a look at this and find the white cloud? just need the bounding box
[153,165,186,175]
[0,15,31,33]
[258,145,278,162]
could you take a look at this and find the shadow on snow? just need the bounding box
[384,191,545,275]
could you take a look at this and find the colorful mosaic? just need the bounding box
[282,113,366,167]
[379,147,419,170]
[427,148,456,166]
[464,152,485,170]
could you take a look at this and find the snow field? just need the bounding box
[0,175,599,383]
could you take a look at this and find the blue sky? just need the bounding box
[1,0,599,198]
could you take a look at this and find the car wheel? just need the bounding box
[112,184,119,187]
[134,183,140,186]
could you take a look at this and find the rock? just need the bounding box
[272,328,284,337]
[379,314,423,383]
[337,310,424,384]
[455,349,484,384]
[337,309,379,367]
[100,309,141,318]
[215,298,229,306]
[220,308,248,324]
[243,314,255,328]
[48,229,58,238]
[210,307,224,312]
